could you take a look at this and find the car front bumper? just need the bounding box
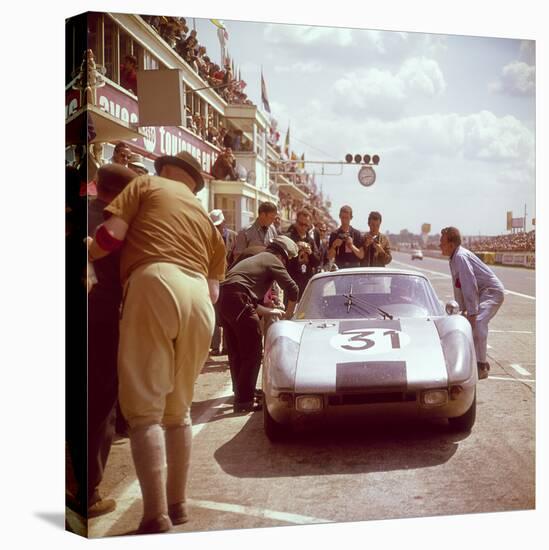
[265,385,475,429]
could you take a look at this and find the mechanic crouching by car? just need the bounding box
[218,236,300,413]
[440,226,505,380]
[327,205,364,269]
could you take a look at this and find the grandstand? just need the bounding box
[468,230,535,253]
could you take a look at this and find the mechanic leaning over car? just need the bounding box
[86,151,226,535]
[440,226,505,380]
[217,236,300,413]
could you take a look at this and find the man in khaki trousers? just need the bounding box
[87,151,226,534]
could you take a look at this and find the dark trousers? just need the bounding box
[218,286,263,405]
[87,299,119,506]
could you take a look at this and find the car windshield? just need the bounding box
[294,273,444,320]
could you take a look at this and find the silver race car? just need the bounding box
[262,268,477,440]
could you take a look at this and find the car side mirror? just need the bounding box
[445,300,460,315]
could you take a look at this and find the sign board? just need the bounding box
[511,217,524,229]
[65,80,219,173]
[421,223,431,234]
[506,211,512,230]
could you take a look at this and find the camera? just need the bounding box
[337,231,350,241]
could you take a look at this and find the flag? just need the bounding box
[284,125,290,158]
[212,19,229,66]
[210,19,226,30]
[261,69,271,114]
[300,152,305,170]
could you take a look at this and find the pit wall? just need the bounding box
[397,248,535,269]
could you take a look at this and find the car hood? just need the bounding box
[295,317,447,392]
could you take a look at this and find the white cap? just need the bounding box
[209,209,225,226]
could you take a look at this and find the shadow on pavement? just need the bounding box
[215,413,468,478]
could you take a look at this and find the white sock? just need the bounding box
[165,424,193,506]
[129,424,168,521]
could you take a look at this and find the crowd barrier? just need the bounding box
[396,248,535,269]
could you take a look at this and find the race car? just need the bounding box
[411,249,423,260]
[262,268,477,441]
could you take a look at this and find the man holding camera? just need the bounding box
[285,209,321,297]
[328,205,364,269]
[360,211,392,267]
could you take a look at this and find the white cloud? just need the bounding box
[333,57,446,119]
[398,57,446,96]
[263,25,446,64]
[490,61,535,96]
[264,24,353,47]
[274,61,322,73]
[462,111,534,161]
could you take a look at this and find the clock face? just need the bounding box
[358,165,376,187]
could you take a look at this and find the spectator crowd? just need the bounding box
[468,230,535,253]
[139,15,254,108]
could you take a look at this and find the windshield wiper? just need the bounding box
[343,292,394,320]
[345,282,353,313]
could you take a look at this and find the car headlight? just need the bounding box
[421,389,448,406]
[295,395,323,412]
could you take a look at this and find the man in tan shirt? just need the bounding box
[87,151,226,534]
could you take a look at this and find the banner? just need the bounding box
[506,211,513,230]
[511,217,524,229]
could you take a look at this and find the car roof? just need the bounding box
[310,267,428,282]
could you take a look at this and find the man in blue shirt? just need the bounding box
[440,227,505,379]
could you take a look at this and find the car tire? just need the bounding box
[264,406,288,442]
[448,391,476,432]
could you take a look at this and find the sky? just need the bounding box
[191,18,536,236]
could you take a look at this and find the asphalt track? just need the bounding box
[84,252,536,539]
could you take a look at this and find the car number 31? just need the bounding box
[330,329,411,354]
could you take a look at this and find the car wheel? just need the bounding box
[264,406,289,442]
[448,391,476,432]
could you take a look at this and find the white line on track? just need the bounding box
[489,376,535,383]
[509,364,531,376]
[187,498,332,525]
[391,260,536,300]
[90,381,233,538]
[489,330,534,334]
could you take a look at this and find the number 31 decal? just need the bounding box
[332,329,408,354]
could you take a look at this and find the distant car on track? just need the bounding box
[411,249,423,260]
[262,268,477,441]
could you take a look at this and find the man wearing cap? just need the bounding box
[209,209,237,265]
[128,153,149,176]
[440,226,505,380]
[84,164,137,519]
[233,201,279,260]
[218,236,299,413]
[86,150,226,534]
[209,209,237,355]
